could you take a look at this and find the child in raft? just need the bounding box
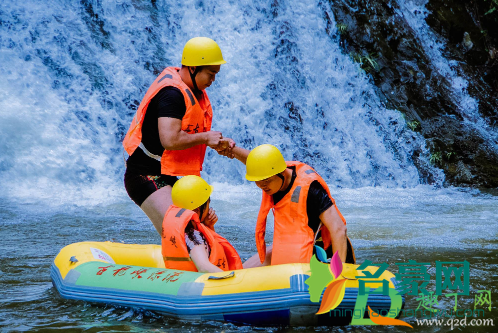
[161,175,242,273]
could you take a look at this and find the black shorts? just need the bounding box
[124,169,178,206]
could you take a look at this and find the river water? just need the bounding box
[1,185,497,332]
[0,0,497,331]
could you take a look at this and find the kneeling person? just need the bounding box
[230,144,355,267]
[162,176,242,272]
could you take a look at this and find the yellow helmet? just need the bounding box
[245,144,287,182]
[181,37,227,66]
[171,175,213,210]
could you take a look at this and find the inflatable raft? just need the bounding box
[51,241,404,326]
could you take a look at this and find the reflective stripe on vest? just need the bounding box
[255,161,353,265]
[162,256,192,262]
[122,67,213,176]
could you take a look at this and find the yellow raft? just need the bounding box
[51,241,404,326]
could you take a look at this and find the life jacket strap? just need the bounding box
[314,222,322,245]
[163,256,192,262]
[139,142,162,162]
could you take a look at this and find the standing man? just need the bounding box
[229,144,355,266]
[123,37,233,235]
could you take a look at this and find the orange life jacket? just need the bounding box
[122,67,213,176]
[162,205,242,271]
[255,161,355,265]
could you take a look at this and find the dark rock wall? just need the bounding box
[328,0,498,187]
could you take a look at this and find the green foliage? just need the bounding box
[337,23,348,34]
[407,120,421,131]
[430,151,443,165]
[429,151,456,165]
[363,54,379,72]
[305,255,334,302]
[350,52,362,63]
[350,52,380,73]
[446,151,456,160]
[485,0,498,15]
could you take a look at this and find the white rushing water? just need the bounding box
[209,183,498,254]
[397,0,480,120]
[2,0,489,208]
[1,4,497,331]
[397,0,498,153]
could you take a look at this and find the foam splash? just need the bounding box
[0,0,472,206]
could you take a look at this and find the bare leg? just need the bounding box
[140,185,173,236]
[243,245,272,268]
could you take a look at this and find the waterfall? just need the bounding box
[0,0,444,205]
[398,0,498,146]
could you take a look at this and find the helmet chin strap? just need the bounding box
[276,173,285,191]
[197,202,206,222]
[189,66,202,92]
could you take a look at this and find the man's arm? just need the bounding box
[319,206,348,263]
[231,146,250,164]
[242,245,273,268]
[158,117,223,150]
[212,140,250,163]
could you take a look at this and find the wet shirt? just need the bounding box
[126,86,186,175]
[272,166,333,234]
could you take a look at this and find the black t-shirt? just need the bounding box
[272,166,333,235]
[126,86,186,175]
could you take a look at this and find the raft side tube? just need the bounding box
[51,241,404,326]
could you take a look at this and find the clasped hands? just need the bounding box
[205,131,236,159]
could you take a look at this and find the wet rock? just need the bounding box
[461,32,473,52]
[454,160,474,183]
[328,0,498,187]
[489,47,497,60]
